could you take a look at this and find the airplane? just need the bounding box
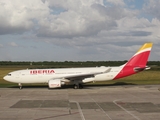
[3,43,153,89]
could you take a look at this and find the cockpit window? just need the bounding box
[7,74,11,76]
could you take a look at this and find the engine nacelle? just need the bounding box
[48,79,62,88]
[82,77,95,83]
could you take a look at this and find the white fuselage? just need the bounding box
[3,66,123,84]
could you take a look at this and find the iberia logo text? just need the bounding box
[30,70,55,74]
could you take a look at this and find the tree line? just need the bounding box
[0,61,160,67]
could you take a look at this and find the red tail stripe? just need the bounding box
[113,51,150,80]
[126,51,150,67]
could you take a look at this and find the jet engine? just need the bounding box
[48,79,64,88]
[82,77,95,83]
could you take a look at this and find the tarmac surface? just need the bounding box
[0,85,160,120]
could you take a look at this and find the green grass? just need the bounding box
[0,66,160,88]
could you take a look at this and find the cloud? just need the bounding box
[0,0,160,61]
[0,0,49,35]
[37,1,116,38]
[0,44,3,47]
[106,0,125,6]
[8,42,18,47]
[143,0,160,20]
[36,0,140,39]
[0,0,134,38]
[0,0,157,41]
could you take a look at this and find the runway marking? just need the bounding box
[70,100,85,120]
[83,90,112,120]
[91,98,112,120]
[34,112,79,120]
[113,99,141,120]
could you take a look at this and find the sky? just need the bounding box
[0,0,160,61]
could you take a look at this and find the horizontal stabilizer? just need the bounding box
[134,66,150,72]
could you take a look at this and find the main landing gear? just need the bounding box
[18,83,22,90]
[73,84,83,89]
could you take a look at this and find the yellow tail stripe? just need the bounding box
[137,43,153,53]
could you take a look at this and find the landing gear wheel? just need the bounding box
[74,84,79,89]
[18,83,22,90]
[73,84,83,89]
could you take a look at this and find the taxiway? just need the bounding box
[0,85,160,120]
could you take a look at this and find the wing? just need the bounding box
[59,68,112,82]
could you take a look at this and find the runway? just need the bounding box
[0,85,160,120]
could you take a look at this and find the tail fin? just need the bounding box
[114,43,153,80]
[125,43,153,67]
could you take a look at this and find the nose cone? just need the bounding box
[3,76,6,80]
[3,75,12,82]
[3,76,8,81]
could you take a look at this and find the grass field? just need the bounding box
[0,66,160,88]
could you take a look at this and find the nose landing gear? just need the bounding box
[18,83,22,90]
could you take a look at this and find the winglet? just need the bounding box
[103,68,112,73]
